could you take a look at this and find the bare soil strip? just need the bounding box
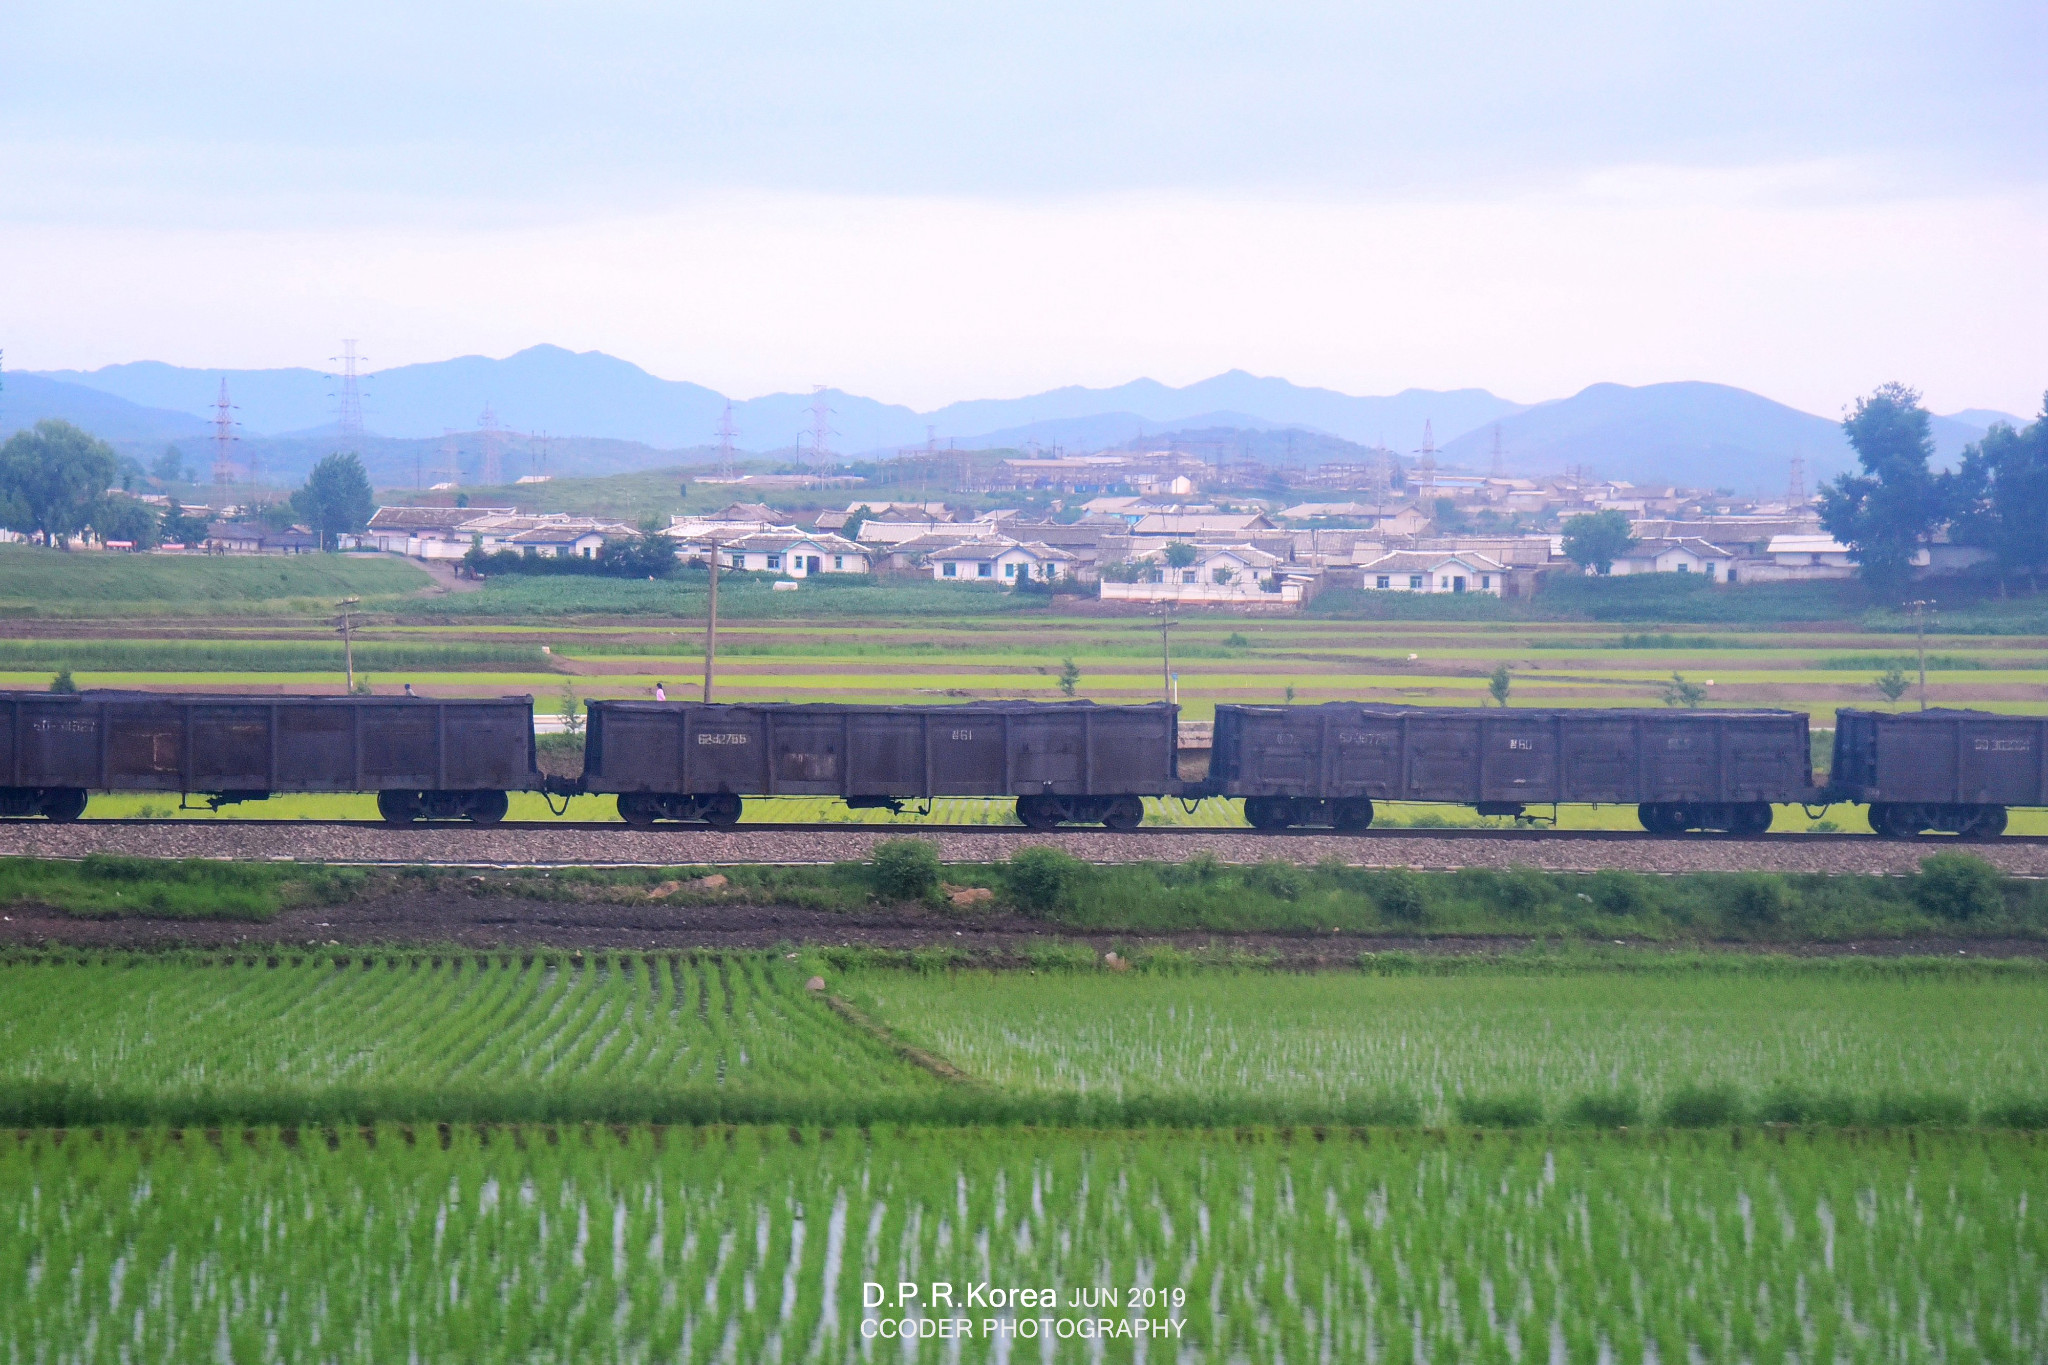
[5,821,2048,876]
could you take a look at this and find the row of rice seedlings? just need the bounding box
[0,956,950,1126]
[853,968,2048,1126]
[1,1126,2040,1362]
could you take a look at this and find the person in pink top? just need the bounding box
[654,682,666,701]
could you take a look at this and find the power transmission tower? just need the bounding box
[806,387,835,470]
[439,430,461,490]
[1787,456,1806,508]
[333,340,366,445]
[1489,424,1505,479]
[211,378,240,513]
[479,404,503,486]
[716,402,738,481]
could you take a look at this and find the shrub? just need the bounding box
[1242,860,1305,901]
[1659,1083,1743,1127]
[1564,1088,1642,1127]
[1004,846,1085,915]
[1584,869,1649,917]
[1913,852,2004,921]
[1456,1092,1544,1127]
[1755,1087,1862,1127]
[1724,875,1787,927]
[1371,870,1430,924]
[869,839,941,902]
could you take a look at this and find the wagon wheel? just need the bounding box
[1865,802,1902,838]
[1332,798,1375,832]
[38,788,87,823]
[1015,795,1061,830]
[1099,796,1144,831]
[616,794,660,828]
[1636,803,1677,835]
[1730,803,1773,837]
[1243,796,1294,831]
[1962,805,2009,840]
[700,793,743,827]
[376,790,421,826]
[465,790,510,825]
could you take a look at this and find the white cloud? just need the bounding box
[5,178,2043,416]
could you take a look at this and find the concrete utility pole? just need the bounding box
[1156,607,1176,704]
[336,597,362,692]
[702,541,719,702]
[1910,599,1934,710]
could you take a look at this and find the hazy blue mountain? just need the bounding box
[1945,407,2031,431]
[0,372,210,443]
[923,371,1519,452]
[943,410,1320,455]
[32,360,333,438]
[34,348,1520,454]
[1439,381,1996,489]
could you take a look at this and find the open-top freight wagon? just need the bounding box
[581,699,1179,827]
[1828,708,2048,837]
[0,691,541,822]
[1203,702,1817,834]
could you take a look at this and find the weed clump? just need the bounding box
[869,839,942,902]
[1914,852,2004,921]
[1004,846,1085,915]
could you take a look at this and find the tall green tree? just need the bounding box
[291,453,375,551]
[0,420,119,547]
[1817,383,1939,598]
[91,496,160,550]
[1945,395,2048,588]
[1561,510,1635,575]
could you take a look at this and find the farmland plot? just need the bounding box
[1,1125,2040,1363]
[855,969,2048,1126]
[0,955,947,1125]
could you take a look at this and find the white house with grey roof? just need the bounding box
[1359,550,1508,595]
[713,531,871,576]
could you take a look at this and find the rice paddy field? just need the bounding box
[5,1124,2041,1364]
[4,953,2046,1359]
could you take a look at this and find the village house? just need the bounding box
[716,531,871,576]
[1359,550,1508,596]
[1606,537,1737,580]
[357,505,519,558]
[922,537,1079,584]
[203,522,319,555]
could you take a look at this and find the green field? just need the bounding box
[5,954,2044,1128]
[2,1125,2037,1362]
[852,966,2048,1126]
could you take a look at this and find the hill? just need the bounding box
[0,373,209,444]
[1437,381,1997,489]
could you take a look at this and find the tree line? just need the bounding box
[0,420,373,552]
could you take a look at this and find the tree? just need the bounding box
[1945,395,2048,588]
[0,420,119,547]
[1487,662,1512,707]
[1875,666,1911,706]
[598,533,679,578]
[291,453,374,551]
[1561,510,1636,575]
[1817,382,1940,598]
[48,668,76,694]
[1057,657,1080,697]
[92,495,160,549]
[842,505,874,543]
[1661,672,1707,708]
[1163,541,1199,569]
[161,500,210,546]
[152,445,186,484]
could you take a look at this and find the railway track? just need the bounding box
[5,820,2047,876]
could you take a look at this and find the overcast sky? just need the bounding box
[2,1,2043,415]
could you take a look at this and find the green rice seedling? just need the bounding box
[2,1126,2043,1362]
[1454,1091,1546,1126]
[850,967,2048,1126]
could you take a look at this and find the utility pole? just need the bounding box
[702,540,719,702]
[336,597,362,692]
[1156,607,1176,704]
[1910,599,1933,710]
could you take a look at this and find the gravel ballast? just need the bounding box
[4,821,2047,875]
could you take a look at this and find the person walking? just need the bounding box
[654,681,666,701]
[403,682,416,697]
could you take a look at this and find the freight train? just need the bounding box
[1,690,2040,838]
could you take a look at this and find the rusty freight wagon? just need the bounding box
[1205,703,1814,833]
[1829,707,2046,837]
[0,691,541,823]
[581,700,1179,827]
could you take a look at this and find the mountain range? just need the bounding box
[4,345,2029,494]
